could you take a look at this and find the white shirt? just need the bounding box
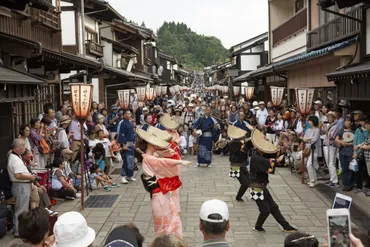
[95,138,112,157]
[256,108,268,126]
[188,135,195,147]
[68,120,87,140]
[58,128,69,149]
[7,153,31,182]
[179,136,187,149]
[295,119,303,134]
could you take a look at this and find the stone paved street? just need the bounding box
[2,154,335,247]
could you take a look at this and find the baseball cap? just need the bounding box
[252,101,258,107]
[104,226,139,247]
[314,100,322,105]
[143,107,149,112]
[53,212,95,247]
[199,199,229,223]
[259,101,265,105]
[111,104,119,111]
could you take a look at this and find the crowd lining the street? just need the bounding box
[2,88,370,246]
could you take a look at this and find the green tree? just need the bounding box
[157,21,229,70]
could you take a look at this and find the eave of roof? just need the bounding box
[0,66,46,85]
[326,60,370,81]
[101,37,139,54]
[103,65,152,81]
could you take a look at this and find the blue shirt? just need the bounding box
[117,119,136,144]
[156,123,166,131]
[233,120,250,132]
[108,113,119,132]
[337,117,345,137]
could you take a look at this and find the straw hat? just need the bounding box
[59,116,71,126]
[326,111,336,118]
[136,128,170,148]
[251,128,279,154]
[159,114,179,130]
[227,125,247,139]
[147,126,173,142]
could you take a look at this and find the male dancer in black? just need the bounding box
[249,129,298,233]
[228,125,252,202]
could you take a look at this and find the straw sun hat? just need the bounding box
[147,126,173,142]
[159,114,179,130]
[227,125,247,139]
[136,128,170,149]
[251,128,279,154]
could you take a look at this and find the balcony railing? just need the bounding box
[86,40,104,57]
[29,7,60,30]
[272,8,307,46]
[307,6,362,51]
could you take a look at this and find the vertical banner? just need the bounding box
[233,86,240,96]
[140,87,146,101]
[123,90,130,109]
[295,88,315,115]
[270,86,285,106]
[161,86,167,96]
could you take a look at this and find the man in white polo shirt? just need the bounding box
[256,101,268,129]
[7,138,36,237]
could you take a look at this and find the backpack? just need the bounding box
[48,128,62,153]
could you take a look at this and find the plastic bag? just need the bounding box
[349,159,359,172]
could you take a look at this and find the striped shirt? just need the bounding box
[202,238,230,247]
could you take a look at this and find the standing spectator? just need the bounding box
[108,104,120,139]
[264,109,278,145]
[322,111,339,187]
[353,110,363,130]
[199,199,230,247]
[353,115,370,194]
[360,118,370,196]
[57,116,72,151]
[7,138,36,237]
[69,116,87,162]
[313,100,322,119]
[95,129,115,174]
[19,125,32,156]
[256,101,268,129]
[118,110,136,184]
[305,116,321,188]
[29,118,46,168]
[228,105,238,123]
[336,116,355,191]
[56,105,67,122]
[95,114,109,137]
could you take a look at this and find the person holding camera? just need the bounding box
[7,138,37,238]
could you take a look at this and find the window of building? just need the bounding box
[85,27,98,43]
[166,61,171,70]
[295,0,304,13]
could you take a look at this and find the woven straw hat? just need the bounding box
[136,128,170,149]
[147,126,173,142]
[251,128,279,154]
[159,114,179,130]
[227,125,247,139]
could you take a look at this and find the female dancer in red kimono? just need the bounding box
[137,128,191,239]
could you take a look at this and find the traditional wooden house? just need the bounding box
[247,0,362,106]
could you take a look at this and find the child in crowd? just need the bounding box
[89,163,119,191]
[92,143,106,173]
[111,134,122,165]
[179,128,188,155]
[188,132,197,155]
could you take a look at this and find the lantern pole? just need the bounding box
[80,118,85,209]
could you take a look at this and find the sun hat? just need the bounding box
[53,211,95,247]
[251,128,279,154]
[104,226,139,247]
[159,114,179,130]
[326,111,336,118]
[136,128,170,149]
[59,116,71,126]
[111,104,119,111]
[147,126,173,142]
[227,125,247,139]
[199,199,229,223]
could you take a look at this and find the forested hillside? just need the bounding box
[157,22,229,70]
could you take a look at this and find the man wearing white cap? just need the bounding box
[199,199,230,247]
[256,101,268,129]
[251,101,259,115]
[314,100,322,119]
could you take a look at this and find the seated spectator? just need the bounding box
[284,232,318,247]
[150,234,187,247]
[53,211,95,247]
[89,163,119,191]
[199,199,230,247]
[51,158,79,200]
[104,224,144,247]
[11,208,52,247]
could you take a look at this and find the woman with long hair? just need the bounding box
[29,118,46,169]
[305,116,321,188]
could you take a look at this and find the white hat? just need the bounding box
[199,199,229,223]
[143,107,149,112]
[259,101,265,105]
[314,100,322,105]
[254,106,260,111]
[252,101,258,107]
[53,211,95,247]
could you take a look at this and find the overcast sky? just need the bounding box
[108,0,268,49]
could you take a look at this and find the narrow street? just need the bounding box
[3,154,337,247]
